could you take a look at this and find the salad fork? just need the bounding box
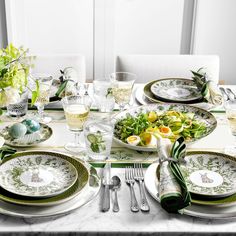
[134,163,150,212]
[125,167,139,212]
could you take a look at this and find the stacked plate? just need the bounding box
[145,151,236,219]
[0,151,100,218]
[144,78,203,104]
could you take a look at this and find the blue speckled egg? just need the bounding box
[9,123,27,139]
[21,119,41,134]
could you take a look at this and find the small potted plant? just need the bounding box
[0,43,38,116]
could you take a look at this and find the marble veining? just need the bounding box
[0,168,235,235]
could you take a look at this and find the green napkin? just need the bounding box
[55,80,68,98]
[158,137,191,213]
[0,146,17,163]
[191,68,223,105]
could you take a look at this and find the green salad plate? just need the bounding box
[0,151,89,206]
[0,123,52,147]
[150,78,202,102]
[113,104,217,152]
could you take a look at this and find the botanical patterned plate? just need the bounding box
[144,80,204,104]
[144,162,236,219]
[0,153,78,198]
[112,104,217,152]
[0,123,52,147]
[0,164,100,218]
[0,151,89,205]
[180,151,236,198]
[150,78,202,102]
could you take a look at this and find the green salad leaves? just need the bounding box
[114,110,207,146]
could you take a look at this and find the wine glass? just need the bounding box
[224,99,236,156]
[33,75,53,123]
[62,95,90,154]
[109,72,136,110]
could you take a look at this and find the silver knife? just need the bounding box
[102,162,111,212]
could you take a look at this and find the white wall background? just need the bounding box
[3,0,236,84]
[192,0,236,84]
[5,0,94,80]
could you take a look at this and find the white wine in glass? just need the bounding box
[62,95,90,154]
[32,75,53,123]
[224,100,236,156]
[109,72,136,110]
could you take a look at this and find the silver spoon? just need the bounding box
[112,176,121,212]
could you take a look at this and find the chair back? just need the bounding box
[115,55,220,83]
[31,54,86,82]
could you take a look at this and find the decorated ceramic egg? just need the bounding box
[9,123,27,139]
[21,119,40,134]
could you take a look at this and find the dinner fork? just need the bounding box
[219,87,229,101]
[125,167,139,212]
[226,88,236,101]
[134,163,150,212]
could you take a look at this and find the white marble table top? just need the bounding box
[0,84,236,235]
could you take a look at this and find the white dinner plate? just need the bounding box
[144,163,236,219]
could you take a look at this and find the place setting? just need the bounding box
[135,68,224,111]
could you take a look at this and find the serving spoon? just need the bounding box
[111,176,121,212]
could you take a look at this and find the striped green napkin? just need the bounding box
[191,68,223,105]
[158,137,191,213]
[0,146,17,163]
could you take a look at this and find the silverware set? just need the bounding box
[125,164,150,212]
[220,87,236,101]
[101,162,150,213]
[101,162,121,213]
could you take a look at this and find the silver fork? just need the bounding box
[219,87,229,101]
[134,163,150,212]
[226,88,236,100]
[125,166,139,212]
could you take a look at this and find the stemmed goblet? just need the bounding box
[33,75,53,123]
[109,72,136,110]
[62,95,90,154]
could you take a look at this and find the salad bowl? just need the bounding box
[112,104,217,152]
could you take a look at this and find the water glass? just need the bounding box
[109,72,136,110]
[84,120,113,160]
[7,90,28,117]
[93,80,115,112]
[62,95,90,154]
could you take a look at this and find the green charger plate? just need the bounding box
[0,151,89,206]
[144,80,204,104]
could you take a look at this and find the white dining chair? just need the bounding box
[115,54,220,83]
[31,54,86,82]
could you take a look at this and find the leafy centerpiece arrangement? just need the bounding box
[0,43,38,112]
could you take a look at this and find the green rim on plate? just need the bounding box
[0,154,78,198]
[0,151,89,206]
[181,151,236,202]
[150,78,202,102]
[144,80,204,104]
[0,123,53,147]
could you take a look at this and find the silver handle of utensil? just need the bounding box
[130,183,139,212]
[113,189,119,212]
[139,181,150,212]
[226,88,236,100]
[220,87,229,101]
[102,185,110,212]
